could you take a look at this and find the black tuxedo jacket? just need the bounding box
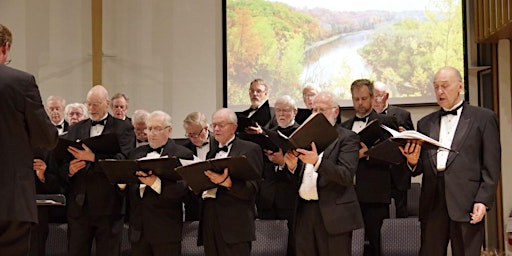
[239,100,277,129]
[382,105,414,191]
[63,114,135,217]
[294,125,364,234]
[258,124,300,211]
[197,137,264,245]
[341,110,398,203]
[385,105,414,130]
[413,103,501,222]
[0,65,58,223]
[125,139,194,243]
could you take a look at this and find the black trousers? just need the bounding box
[295,199,352,256]
[360,202,389,256]
[202,200,252,256]
[419,173,485,256]
[0,221,32,256]
[131,238,181,256]
[67,213,123,256]
[29,207,50,256]
[391,188,408,218]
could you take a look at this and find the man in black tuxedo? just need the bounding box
[373,81,414,218]
[110,92,130,121]
[182,111,214,221]
[284,92,363,256]
[47,95,69,135]
[258,95,300,256]
[238,78,277,133]
[123,110,194,256]
[341,79,398,256]
[132,109,150,148]
[64,85,135,256]
[198,108,263,256]
[401,67,501,256]
[0,23,58,255]
[65,102,88,126]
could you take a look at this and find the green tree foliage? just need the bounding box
[227,0,318,105]
[359,0,464,97]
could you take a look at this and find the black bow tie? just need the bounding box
[147,146,164,154]
[440,103,463,116]
[91,118,107,126]
[215,141,233,154]
[55,124,63,129]
[354,115,368,122]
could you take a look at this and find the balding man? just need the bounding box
[402,67,501,256]
[64,85,135,256]
[285,92,363,256]
[199,108,263,256]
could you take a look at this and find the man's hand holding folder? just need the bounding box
[174,156,261,194]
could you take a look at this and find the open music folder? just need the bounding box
[266,113,339,153]
[175,156,261,194]
[99,156,181,184]
[53,133,121,162]
[36,194,66,206]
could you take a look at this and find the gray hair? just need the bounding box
[183,111,209,128]
[64,103,88,122]
[148,110,172,127]
[274,95,297,110]
[132,109,150,125]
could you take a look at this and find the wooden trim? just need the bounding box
[91,0,102,86]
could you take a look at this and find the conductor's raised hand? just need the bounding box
[399,140,422,167]
[68,144,95,162]
[296,142,319,165]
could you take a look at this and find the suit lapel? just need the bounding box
[445,106,472,169]
[101,115,115,135]
[427,113,441,173]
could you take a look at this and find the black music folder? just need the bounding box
[175,156,261,194]
[295,108,312,125]
[237,133,280,152]
[266,113,338,153]
[236,100,272,132]
[53,133,121,162]
[36,194,66,206]
[99,157,181,184]
[366,139,405,165]
[357,119,382,147]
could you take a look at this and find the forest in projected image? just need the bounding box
[225,0,464,108]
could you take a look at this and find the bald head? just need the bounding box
[433,66,463,109]
[86,85,111,121]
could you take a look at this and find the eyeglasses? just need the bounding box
[374,95,386,102]
[144,126,170,134]
[185,127,207,138]
[211,122,234,129]
[249,89,266,94]
[312,106,337,113]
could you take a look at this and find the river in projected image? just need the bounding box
[300,30,373,87]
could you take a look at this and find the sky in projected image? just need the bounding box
[226,0,464,108]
